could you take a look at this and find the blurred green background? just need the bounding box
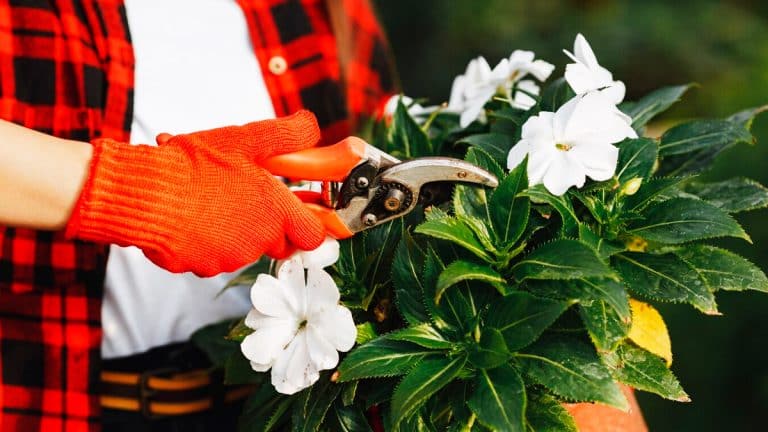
[373,1,768,430]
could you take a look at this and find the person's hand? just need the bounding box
[65,110,325,277]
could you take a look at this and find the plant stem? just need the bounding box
[461,413,477,432]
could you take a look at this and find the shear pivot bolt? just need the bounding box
[355,177,369,189]
[384,188,406,212]
[363,214,378,226]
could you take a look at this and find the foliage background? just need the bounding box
[373,1,768,431]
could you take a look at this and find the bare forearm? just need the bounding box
[0,119,93,230]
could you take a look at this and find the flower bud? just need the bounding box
[620,177,643,196]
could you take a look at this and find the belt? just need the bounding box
[100,367,255,418]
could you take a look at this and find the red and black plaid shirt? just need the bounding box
[0,1,394,430]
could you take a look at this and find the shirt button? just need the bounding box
[268,56,288,75]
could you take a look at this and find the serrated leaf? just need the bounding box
[628,198,749,244]
[521,185,579,236]
[614,252,717,314]
[454,148,503,221]
[527,278,631,323]
[579,298,630,352]
[490,160,530,248]
[392,234,430,326]
[191,319,239,367]
[539,77,575,112]
[469,328,512,369]
[458,133,515,166]
[337,338,436,382]
[292,375,342,432]
[676,245,768,293]
[578,225,625,260]
[615,138,658,183]
[224,351,261,385]
[627,299,672,366]
[389,98,432,158]
[525,391,577,432]
[620,84,691,129]
[416,218,494,262]
[603,343,689,402]
[686,178,768,213]
[622,176,691,212]
[513,239,615,281]
[239,386,293,432]
[390,355,468,428]
[658,119,753,157]
[485,291,570,351]
[329,404,373,432]
[386,323,454,350]
[468,365,526,431]
[436,260,506,302]
[356,322,378,345]
[517,336,628,409]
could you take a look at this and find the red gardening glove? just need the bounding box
[65,110,325,277]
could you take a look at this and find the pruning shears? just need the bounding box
[262,137,499,239]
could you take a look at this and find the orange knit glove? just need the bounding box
[65,110,325,277]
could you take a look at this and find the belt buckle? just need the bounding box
[138,367,177,419]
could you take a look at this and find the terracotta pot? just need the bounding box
[564,385,648,432]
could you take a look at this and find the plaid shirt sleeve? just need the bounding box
[0,1,132,431]
[0,1,394,431]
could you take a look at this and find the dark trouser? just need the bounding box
[101,342,243,432]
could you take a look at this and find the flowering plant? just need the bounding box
[193,34,768,431]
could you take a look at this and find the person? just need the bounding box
[0,0,396,430]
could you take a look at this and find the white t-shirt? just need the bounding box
[102,0,277,359]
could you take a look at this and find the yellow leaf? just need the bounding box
[628,299,672,366]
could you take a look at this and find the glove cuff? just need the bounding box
[65,138,186,253]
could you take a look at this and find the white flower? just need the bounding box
[507,91,638,196]
[240,240,355,395]
[564,34,626,104]
[446,52,554,127]
[383,95,431,121]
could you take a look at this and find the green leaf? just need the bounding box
[675,245,768,293]
[224,351,262,385]
[468,365,526,431]
[527,278,631,323]
[337,338,436,382]
[453,147,503,221]
[659,119,753,157]
[620,84,691,129]
[190,319,239,367]
[578,225,625,260]
[579,299,630,352]
[613,252,718,314]
[539,77,575,112]
[603,343,690,402]
[239,386,293,432]
[392,234,430,326]
[727,105,768,127]
[485,291,570,351]
[622,176,691,212]
[525,391,577,432]
[329,404,373,432]
[389,98,432,158]
[522,185,579,236]
[415,217,494,262]
[615,138,658,183]
[490,160,530,248]
[356,322,378,345]
[469,328,512,369]
[390,355,468,428]
[513,239,615,281]
[517,336,628,409]
[436,260,506,302]
[686,178,768,213]
[628,198,749,244]
[458,133,515,166]
[222,256,273,290]
[387,323,454,350]
[292,375,342,432]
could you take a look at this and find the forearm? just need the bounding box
[0,119,93,230]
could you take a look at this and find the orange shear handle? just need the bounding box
[293,191,355,239]
[261,137,369,182]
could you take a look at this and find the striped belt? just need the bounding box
[100,368,255,418]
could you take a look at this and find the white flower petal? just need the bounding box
[512,80,540,110]
[564,62,598,95]
[298,237,339,269]
[250,361,273,372]
[521,111,556,140]
[570,143,619,181]
[250,274,298,318]
[306,268,340,313]
[600,81,626,105]
[240,321,297,366]
[552,95,581,141]
[542,153,586,196]
[447,75,467,111]
[306,325,339,370]
[276,256,307,317]
[573,33,599,70]
[271,331,319,395]
[527,60,556,82]
[527,141,557,185]
[312,305,357,352]
[509,50,535,66]
[459,96,490,128]
[507,140,530,171]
